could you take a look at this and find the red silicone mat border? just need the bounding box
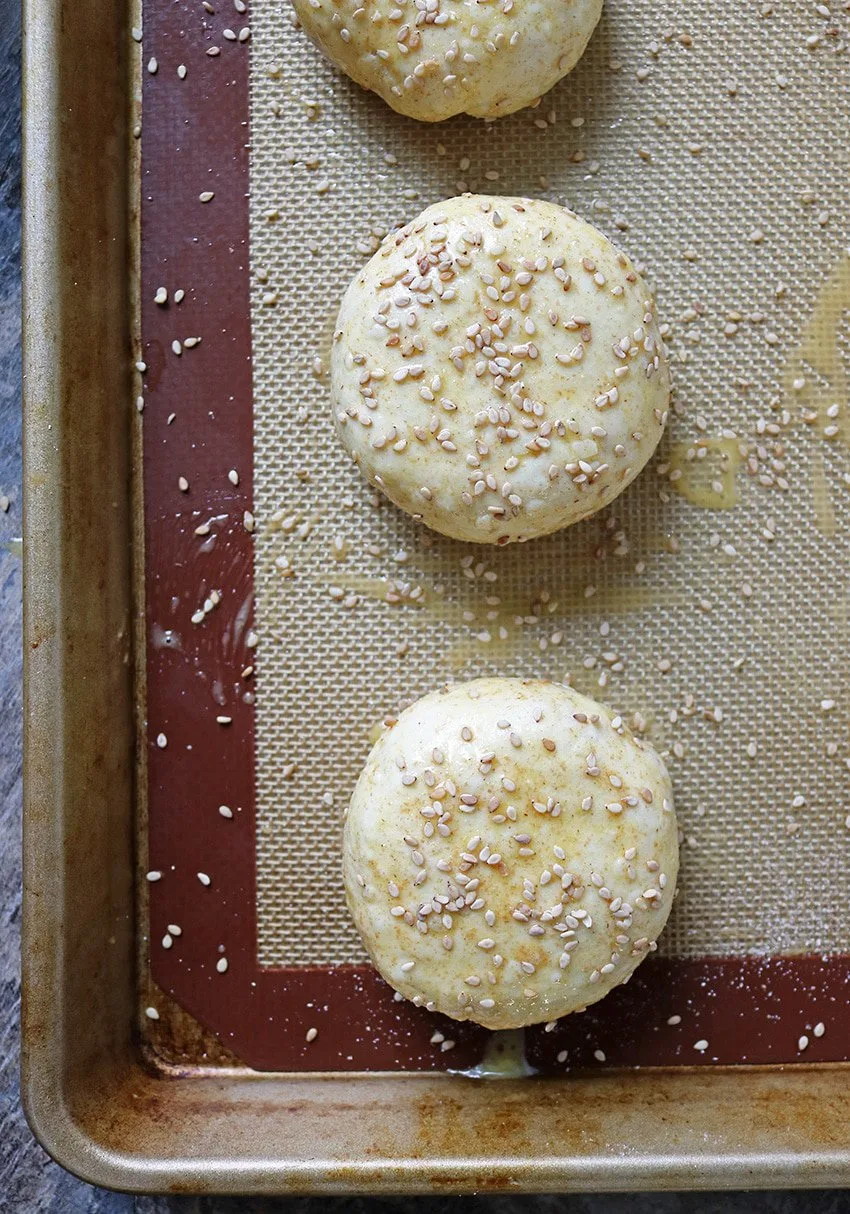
[140,0,850,1073]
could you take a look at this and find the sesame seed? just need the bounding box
[306,1027,318,1042]
[145,1006,160,1020]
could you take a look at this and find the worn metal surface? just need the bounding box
[18,0,850,1199]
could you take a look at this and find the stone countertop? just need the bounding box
[0,7,847,1213]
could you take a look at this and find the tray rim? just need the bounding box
[20,0,850,1194]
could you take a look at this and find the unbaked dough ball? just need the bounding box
[331,196,670,544]
[344,678,678,1030]
[292,0,602,122]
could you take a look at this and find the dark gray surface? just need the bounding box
[1,5,848,1211]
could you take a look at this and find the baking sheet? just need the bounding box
[23,0,850,1194]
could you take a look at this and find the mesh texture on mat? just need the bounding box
[248,0,850,966]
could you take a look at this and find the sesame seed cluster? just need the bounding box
[332,195,670,544]
[344,677,678,1028]
[292,0,603,121]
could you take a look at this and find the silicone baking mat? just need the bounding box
[140,0,850,1071]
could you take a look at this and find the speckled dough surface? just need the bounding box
[344,678,678,1029]
[332,195,669,544]
[291,0,602,121]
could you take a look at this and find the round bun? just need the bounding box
[331,195,670,545]
[293,0,602,122]
[344,677,678,1030]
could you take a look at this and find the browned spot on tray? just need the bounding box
[413,1083,605,1165]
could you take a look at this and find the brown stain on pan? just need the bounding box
[413,1086,604,1159]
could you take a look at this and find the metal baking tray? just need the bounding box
[22,0,850,1194]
